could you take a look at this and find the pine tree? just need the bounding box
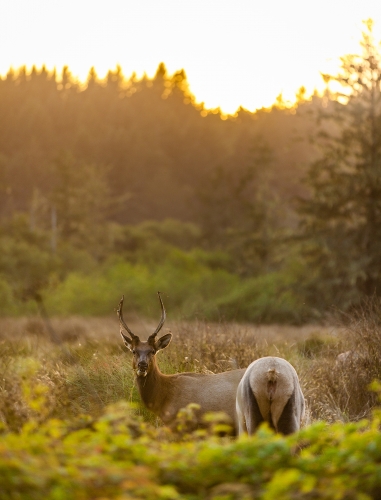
[298,20,381,310]
[197,136,276,276]
[50,151,112,257]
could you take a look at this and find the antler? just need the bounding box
[147,291,166,344]
[117,295,139,341]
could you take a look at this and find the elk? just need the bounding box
[117,292,246,432]
[335,350,360,365]
[235,357,305,435]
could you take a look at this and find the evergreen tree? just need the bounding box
[50,151,112,257]
[298,20,381,310]
[197,136,277,276]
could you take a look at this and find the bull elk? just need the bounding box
[236,356,305,435]
[117,292,246,431]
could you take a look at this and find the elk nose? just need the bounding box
[138,361,148,370]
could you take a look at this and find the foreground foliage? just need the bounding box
[1,399,381,500]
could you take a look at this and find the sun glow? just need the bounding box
[1,0,381,114]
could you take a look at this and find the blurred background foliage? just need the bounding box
[1,22,381,323]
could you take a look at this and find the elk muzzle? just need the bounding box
[136,361,149,377]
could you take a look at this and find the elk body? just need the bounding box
[236,356,305,435]
[117,293,245,431]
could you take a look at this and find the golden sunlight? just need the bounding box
[1,0,381,113]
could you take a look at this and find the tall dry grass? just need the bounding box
[304,297,381,422]
[1,304,380,431]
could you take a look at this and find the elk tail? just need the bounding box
[267,368,278,382]
[267,368,278,400]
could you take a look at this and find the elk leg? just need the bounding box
[276,390,299,435]
[243,382,265,435]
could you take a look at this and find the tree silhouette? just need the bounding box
[298,20,381,309]
[50,151,112,257]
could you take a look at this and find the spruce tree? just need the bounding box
[299,20,381,310]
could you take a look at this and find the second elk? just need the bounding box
[236,356,305,435]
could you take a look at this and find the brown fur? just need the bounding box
[118,294,245,432]
[135,357,245,427]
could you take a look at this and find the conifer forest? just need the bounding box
[1,25,381,322]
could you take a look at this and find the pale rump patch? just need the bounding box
[236,356,305,436]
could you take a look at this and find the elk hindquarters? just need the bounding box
[267,379,277,399]
[242,380,268,434]
[276,389,299,435]
[236,356,305,436]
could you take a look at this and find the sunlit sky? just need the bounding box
[1,0,381,114]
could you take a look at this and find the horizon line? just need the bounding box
[1,62,325,117]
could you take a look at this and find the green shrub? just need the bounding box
[1,400,381,500]
[0,278,17,315]
[43,252,239,318]
[0,215,325,323]
[209,270,310,324]
[114,218,202,254]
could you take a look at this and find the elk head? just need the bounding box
[117,292,172,377]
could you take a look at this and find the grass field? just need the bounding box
[0,308,378,429]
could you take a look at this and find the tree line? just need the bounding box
[0,20,380,321]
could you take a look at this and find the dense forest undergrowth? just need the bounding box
[0,215,316,323]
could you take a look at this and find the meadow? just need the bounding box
[1,300,381,499]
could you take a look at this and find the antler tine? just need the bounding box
[117,295,138,340]
[148,291,166,342]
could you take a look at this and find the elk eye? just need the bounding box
[132,350,136,354]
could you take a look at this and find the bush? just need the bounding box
[1,400,381,499]
[113,218,202,254]
[0,278,17,315]
[40,245,318,323]
[43,252,239,318]
[209,270,310,324]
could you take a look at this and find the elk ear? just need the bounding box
[121,331,134,351]
[155,333,172,352]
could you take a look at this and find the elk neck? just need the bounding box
[135,356,172,414]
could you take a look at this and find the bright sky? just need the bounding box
[1,0,381,114]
